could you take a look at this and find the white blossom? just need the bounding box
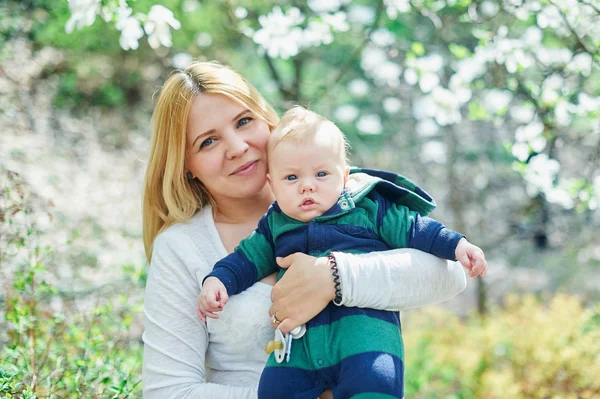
[383,97,402,114]
[172,52,193,69]
[408,54,444,73]
[348,5,376,25]
[253,7,305,59]
[515,122,544,142]
[523,154,561,197]
[144,5,181,49]
[348,79,370,97]
[449,75,473,104]
[546,187,574,209]
[512,142,530,162]
[334,105,359,122]
[577,93,600,114]
[404,68,418,85]
[483,89,513,114]
[356,114,383,135]
[65,0,101,33]
[308,0,345,14]
[566,53,593,77]
[509,104,535,124]
[421,141,447,164]
[115,7,143,51]
[536,47,573,66]
[413,87,463,126]
[361,46,388,71]
[182,0,199,13]
[480,1,499,17]
[196,32,212,47]
[303,21,333,47]
[418,72,440,93]
[384,0,411,18]
[322,12,350,32]
[370,29,396,47]
[235,7,248,19]
[416,118,440,137]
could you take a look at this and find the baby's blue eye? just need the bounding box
[316,171,327,177]
[286,175,298,181]
[200,138,214,149]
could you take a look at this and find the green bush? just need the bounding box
[404,294,600,399]
[0,170,142,399]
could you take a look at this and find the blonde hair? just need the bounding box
[268,106,349,162]
[143,61,279,261]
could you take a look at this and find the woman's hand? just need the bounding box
[269,253,335,334]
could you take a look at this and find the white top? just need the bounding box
[142,206,466,398]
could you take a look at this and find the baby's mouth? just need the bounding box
[300,198,318,210]
[301,198,316,206]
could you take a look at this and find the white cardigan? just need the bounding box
[142,206,466,398]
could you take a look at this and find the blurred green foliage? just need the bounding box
[0,171,142,399]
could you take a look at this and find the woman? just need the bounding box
[141,61,467,398]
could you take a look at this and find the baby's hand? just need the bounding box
[197,277,229,322]
[455,238,488,278]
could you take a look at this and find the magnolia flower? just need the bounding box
[144,5,181,49]
[308,0,344,14]
[356,114,383,135]
[334,105,359,123]
[303,21,333,47]
[384,0,411,19]
[253,7,305,59]
[65,0,101,33]
[322,12,350,32]
[115,7,144,50]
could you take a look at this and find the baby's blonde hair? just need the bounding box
[268,106,349,163]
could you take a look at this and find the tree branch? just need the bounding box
[312,0,386,100]
[263,55,295,101]
[548,0,600,68]
[577,0,600,15]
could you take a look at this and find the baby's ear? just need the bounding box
[266,173,272,185]
[343,166,350,186]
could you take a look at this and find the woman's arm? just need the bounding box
[333,248,467,311]
[270,249,466,333]
[142,232,258,399]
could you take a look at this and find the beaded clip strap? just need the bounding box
[327,253,343,305]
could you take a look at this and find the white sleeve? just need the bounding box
[332,248,467,311]
[142,233,258,399]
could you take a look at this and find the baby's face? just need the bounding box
[268,140,348,222]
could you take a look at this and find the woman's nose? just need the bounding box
[225,134,249,160]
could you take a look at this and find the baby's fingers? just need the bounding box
[470,253,488,277]
[456,253,472,272]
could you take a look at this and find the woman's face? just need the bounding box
[185,93,271,203]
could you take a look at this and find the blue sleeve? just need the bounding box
[407,216,465,261]
[205,249,259,295]
[203,211,277,295]
[371,189,464,260]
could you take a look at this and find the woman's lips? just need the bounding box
[231,160,258,176]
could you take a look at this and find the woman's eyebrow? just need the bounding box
[192,129,215,147]
[191,109,251,147]
[232,109,250,121]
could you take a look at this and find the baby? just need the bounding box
[199,106,487,398]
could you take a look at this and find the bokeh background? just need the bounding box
[1,0,599,397]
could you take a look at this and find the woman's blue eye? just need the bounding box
[316,171,327,177]
[199,138,214,149]
[237,117,252,128]
[286,175,297,181]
